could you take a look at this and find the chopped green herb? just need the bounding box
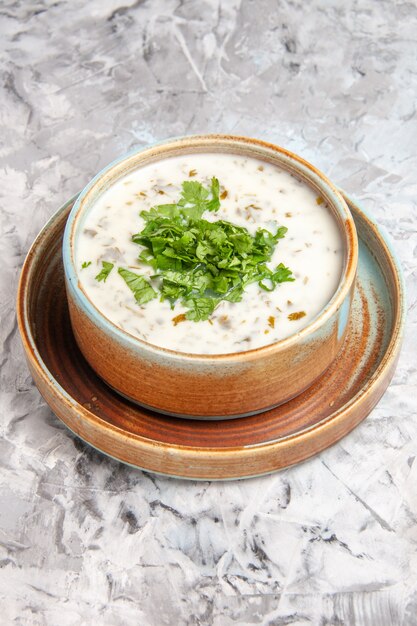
[95,261,114,282]
[118,267,157,305]
[184,296,218,322]
[176,176,220,219]
[129,177,293,321]
[93,178,294,322]
[81,261,92,269]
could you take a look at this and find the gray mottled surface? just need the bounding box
[1,1,416,624]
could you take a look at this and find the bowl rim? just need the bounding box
[62,134,358,362]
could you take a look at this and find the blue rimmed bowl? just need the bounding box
[62,134,358,419]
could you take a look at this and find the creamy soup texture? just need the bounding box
[76,153,344,354]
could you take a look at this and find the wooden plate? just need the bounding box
[17,195,405,479]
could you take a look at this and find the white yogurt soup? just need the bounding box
[75,153,344,354]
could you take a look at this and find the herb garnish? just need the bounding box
[123,177,294,321]
[81,261,92,269]
[118,267,157,304]
[95,261,114,282]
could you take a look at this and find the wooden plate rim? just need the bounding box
[16,193,406,477]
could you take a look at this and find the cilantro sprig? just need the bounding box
[127,176,294,321]
[94,177,294,322]
[118,267,157,305]
[95,261,114,282]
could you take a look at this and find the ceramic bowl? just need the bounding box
[62,134,358,419]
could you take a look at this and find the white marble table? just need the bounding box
[1,1,416,624]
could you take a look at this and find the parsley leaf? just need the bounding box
[177,176,220,220]
[272,262,295,284]
[130,178,294,320]
[81,261,92,269]
[184,296,218,321]
[118,268,157,305]
[95,261,114,282]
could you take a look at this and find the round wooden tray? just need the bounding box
[17,194,405,479]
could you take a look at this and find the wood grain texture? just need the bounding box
[17,195,405,479]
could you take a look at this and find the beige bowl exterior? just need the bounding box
[63,135,358,418]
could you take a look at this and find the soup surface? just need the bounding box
[75,153,344,354]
